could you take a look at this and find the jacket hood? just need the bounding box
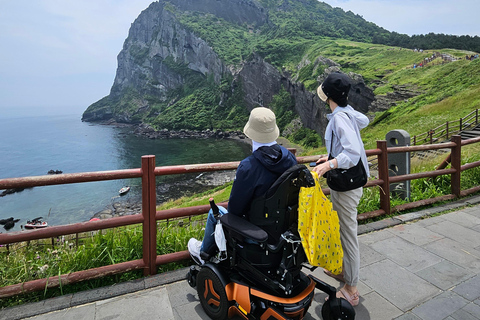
[252,144,293,174]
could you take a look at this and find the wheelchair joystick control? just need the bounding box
[209,197,220,219]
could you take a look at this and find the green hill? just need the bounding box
[82,0,480,150]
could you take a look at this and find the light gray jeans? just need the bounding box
[330,187,363,287]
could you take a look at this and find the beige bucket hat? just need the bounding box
[243,107,280,143]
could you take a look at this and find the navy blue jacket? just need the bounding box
[227,144,297,217]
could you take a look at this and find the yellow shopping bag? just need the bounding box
[298,171,343,275]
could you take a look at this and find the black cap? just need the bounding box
[317,72,351,107]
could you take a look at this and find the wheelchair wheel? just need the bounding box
[321,297,355,320]
[196,267,229,320]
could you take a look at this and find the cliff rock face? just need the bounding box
[111,2,227,99]
[82,0,375,137]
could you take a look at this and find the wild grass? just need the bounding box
[0,220,205,308]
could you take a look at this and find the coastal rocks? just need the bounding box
[0,217,20,230]
[47,170,63,174]
[91,170,236,221]
[156,170,236,203]
[133,123,246,140]
[0,188,32,197]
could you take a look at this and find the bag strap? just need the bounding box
[329,111,361,160]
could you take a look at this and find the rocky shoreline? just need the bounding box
[91,170,237,220]
[98,119,249,141]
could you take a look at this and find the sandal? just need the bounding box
[324,269,345,282]
[325,288,360,307]
[339,288,360,307]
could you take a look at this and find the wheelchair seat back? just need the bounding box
[247,164,315,242]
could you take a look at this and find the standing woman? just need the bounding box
[312,72,369,307]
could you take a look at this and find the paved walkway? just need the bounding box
[2,196,480,320]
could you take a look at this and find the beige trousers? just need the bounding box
[330,187,363,287]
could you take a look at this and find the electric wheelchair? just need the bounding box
[187,164,355,320]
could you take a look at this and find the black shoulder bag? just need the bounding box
[323,113,367,192]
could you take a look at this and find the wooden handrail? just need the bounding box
[413,108,479,145]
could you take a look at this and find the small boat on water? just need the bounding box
[119,186,131,195]
[25,217,48,229]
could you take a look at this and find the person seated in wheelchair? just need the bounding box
[188,107,297,265]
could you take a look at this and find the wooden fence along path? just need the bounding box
[413,109,480,145]
[1,135,480,299]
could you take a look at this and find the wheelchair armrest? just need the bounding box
[219,213,268,243]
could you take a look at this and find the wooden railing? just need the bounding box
[413,109,479,145]
[1,135,480,298]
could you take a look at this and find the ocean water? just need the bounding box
[0,114,251,232]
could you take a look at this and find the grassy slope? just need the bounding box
[292,38,480,153]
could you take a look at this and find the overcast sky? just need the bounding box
[0,0,479,118]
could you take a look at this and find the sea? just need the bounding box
[0,114,251,232]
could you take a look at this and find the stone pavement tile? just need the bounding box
[463,206,480,218]
[394,312,422,320]
[95,286,174,320]
[412,291,469,320]
[370,236,443,273]
[395,211,431,223]
[306,264,372,296]
[167,280,200,308]
[442,211,480,229]
[358,229,394,246]
[451,302,480,320]
[354,291,403,320]
[423,238,480,274]
[453,275,480,301]
[427,220,480,248]
[415,260,474,290]
[414,215,445,228]
[387,223,445,246]
[459,302,480,319]
[24,304,96,320]
[360,259,441,312]
[360,241,386,268]
[303,292,324,320]
[172,301,210,320]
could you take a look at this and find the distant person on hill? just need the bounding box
[313,71,370,307]
[188,107,297,265]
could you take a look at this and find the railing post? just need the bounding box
[446,121,449,140]
[377,140,391,216]
[141,155,157,276]
[451,135,462,197]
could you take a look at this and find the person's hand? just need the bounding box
[312,157,336,176]
[312,161,330,176]
[316,156,328,165]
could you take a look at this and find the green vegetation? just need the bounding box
[0,221,203,308]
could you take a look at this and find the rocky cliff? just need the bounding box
[82,0,379,138]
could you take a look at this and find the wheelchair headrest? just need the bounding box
[265,164,315,198]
